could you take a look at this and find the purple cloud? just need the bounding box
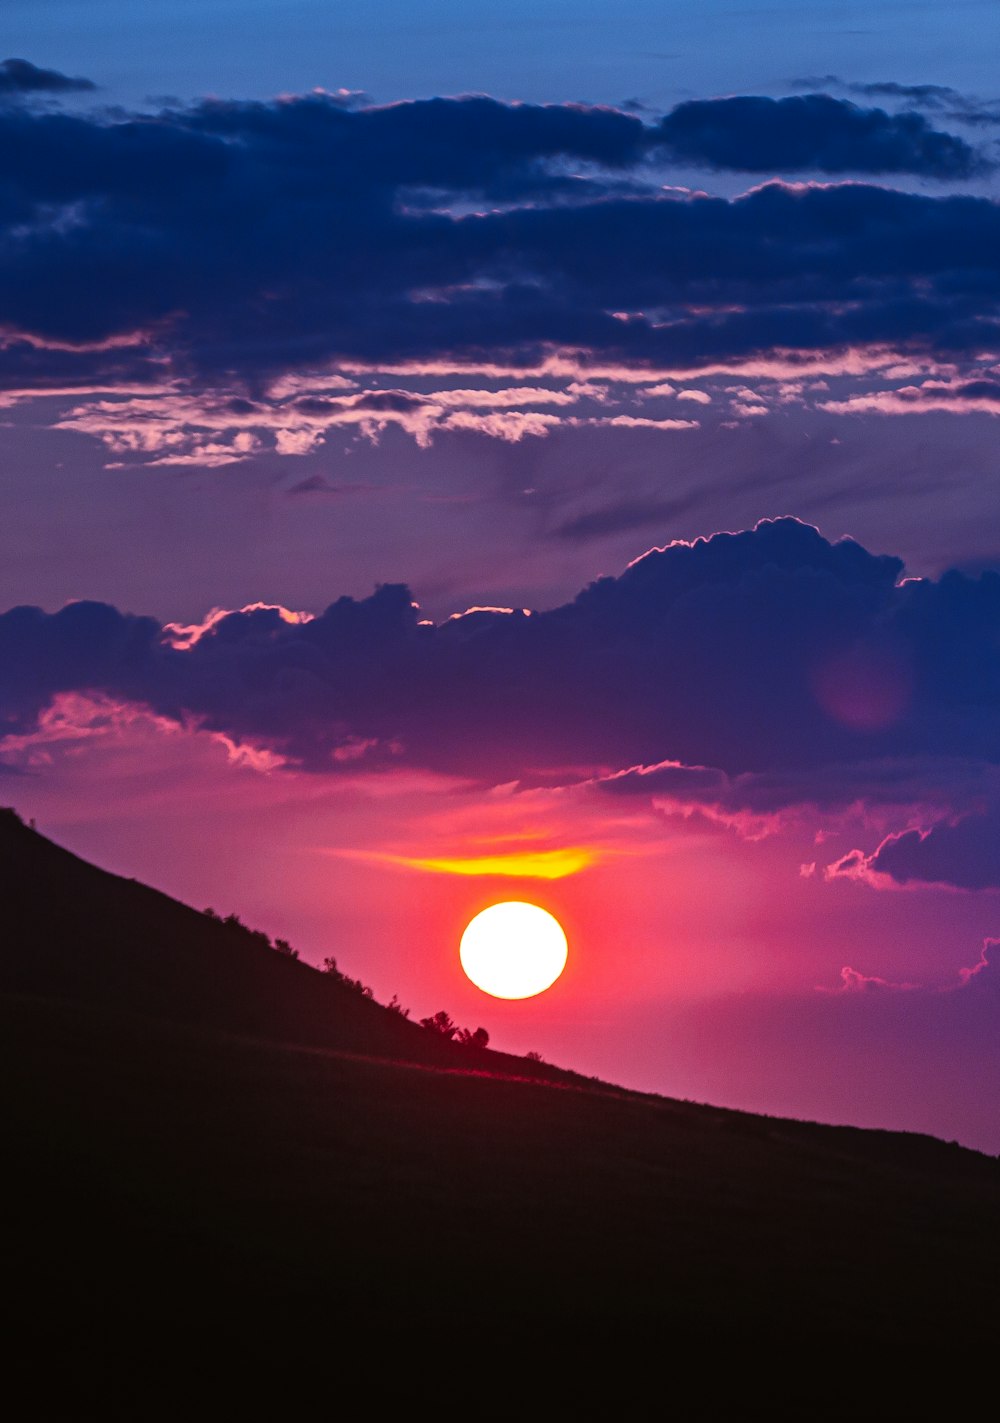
[0,86,997,406]
[823,965,920,993]
[1,519,1000,828]
[599,756,1000,840]
[831,810,1000,891]
[959,938,1000,987]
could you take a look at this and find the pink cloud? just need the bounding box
[579,414,699,431]
[820,965,921,994]
[438,410,562,441]
[958,938,1000,987]
[48,379,579,462]
[820,377,1000,418]
[0,691,290,776]
[163,603,315,650]
[818,939,1000,997]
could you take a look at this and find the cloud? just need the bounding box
[0,58,95,98]
[821,965,920,993]
[807,76,1000,127]
[0,84,999,418]
[845,82,961,107]
[959,938,1000,988]
[598,757,1000,840]
[830,809,1000,890]
[819,939,1000,996]
[576,415,698,431]
[817,937,1000,996]
[653,94,983,178]
[820,377,1000,417]
[2,519,1000,820]
[552,492,706,542]
[47,383,580,460]
[285,474,365,497]
[807,79,963,110]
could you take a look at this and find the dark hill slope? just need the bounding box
[0,806,549,1075]
[3,808,999,1412]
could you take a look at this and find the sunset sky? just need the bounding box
[3,2,1000,1152]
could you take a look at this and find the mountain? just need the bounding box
[2,807,997,1414]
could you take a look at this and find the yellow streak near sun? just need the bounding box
[347,846,597,878]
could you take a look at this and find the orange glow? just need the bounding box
[460,902,568,999]
[341,845,598,878]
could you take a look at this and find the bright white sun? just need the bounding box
[460,901,568,1000]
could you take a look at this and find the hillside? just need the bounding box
[0,805,533,1071]
[3,808,998,1412]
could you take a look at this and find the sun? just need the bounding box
[460,901,568,1000]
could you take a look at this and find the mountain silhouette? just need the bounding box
[3,807,997,1415]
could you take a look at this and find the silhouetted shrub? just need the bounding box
[342,974,374,998]
[525,1051,544,1062]
[387,994,410,1018]
[273,938,298,960]
[320,955,341,976]
[455,1026,489,1048]
[419,1010,457,1038]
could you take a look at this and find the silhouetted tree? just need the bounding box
[387,994,410,1018]
[320,956,341,976]
[273,938,298,959]
[419,1010,457,1038]
[455,1026,489,1048]
[525,1050,544,1062]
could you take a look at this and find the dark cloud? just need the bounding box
[600,756,1000,827]
[653,94,983,178]
[846,81,1000,129]
[838,810,1000,890]
[803,75,1000,127]
[2,520,1000,811]
[350,391,428,414]
[286,474,342,496]
[0,58,95,98]
[0,87,998,394]
[955,380,1000,400]
[0,338,164,393]
[845,81,961,108]
[552,492,703,542]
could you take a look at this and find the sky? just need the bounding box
[2,3,1000,1152]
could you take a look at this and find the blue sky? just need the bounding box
[8,0,1000,108]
